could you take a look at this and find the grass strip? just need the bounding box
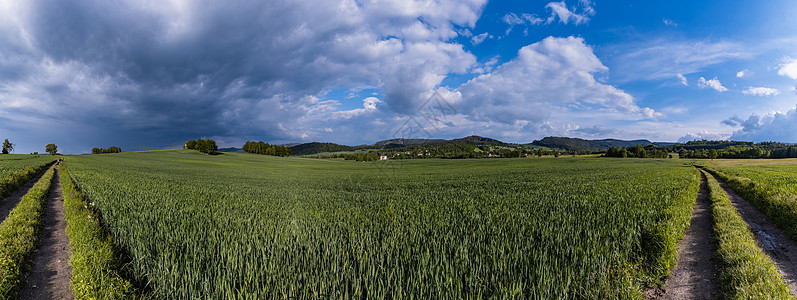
[0,164,56,298]
[61,163,138,299]
[0,159,56,199]
[705,167,797,240]
[703,170,793,299]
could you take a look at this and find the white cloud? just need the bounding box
[778,57,797,79]
[697,77,728,92]
[663,18,677,27]
[502,12,543,35]
[609,39,749,82]
[677,131,730,143]
[726,106,797,142]
[457,36,658,128]
[545,1,595,25]
[471,32,490,45]
[742,87,780,96]
[736,69,749,78]
[502,1,591,36]
[471,56,500,74]
[676,74,688,86]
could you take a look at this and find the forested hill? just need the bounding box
[529,137,659,153]
[288,135,673,156]
[290,135,509,155]
[289,142,358,155]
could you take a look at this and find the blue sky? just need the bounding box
[1,0,796,153]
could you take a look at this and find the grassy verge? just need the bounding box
[0,164,56,298]
[61,163,138,299]
[0,159,56,199]
[703,170,793,299]
[704,167,797,239]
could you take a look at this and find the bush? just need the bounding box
[91,147,122,154]
[184,139,218,154]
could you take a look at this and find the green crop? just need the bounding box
[702,170,792,299]
[0,164,56,298]
[0,155,57,199]
[61,163,137,299]
[707,165,797,239]
[65,151,698,299]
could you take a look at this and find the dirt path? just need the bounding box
[654,171,718,299]
[17,163,74,300]
[0,169,49,223]
[711,173,797,295]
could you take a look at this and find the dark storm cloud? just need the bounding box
[0,0,494,152]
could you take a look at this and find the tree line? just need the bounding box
[603,140,797,159]
[604,145,670,158]
[184,139,218,154]
[242,141,291,157]
[92,146,122,154]
[308,144,571,160]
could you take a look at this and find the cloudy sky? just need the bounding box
[1,0,797,153]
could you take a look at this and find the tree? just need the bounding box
[708,149,718,160]
[2,139,12,154]
[45,144,58,155]
[92,146,122,154]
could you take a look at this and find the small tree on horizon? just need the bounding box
[2,139,12,154]
[45,143,58,155]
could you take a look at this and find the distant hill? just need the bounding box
[290,135,506,156]
[530,137,656,153]
[290,142,356,156]
[450,135,508,146]
[374,139,446,149]
[287,135,676,156]
[218,147,243,152]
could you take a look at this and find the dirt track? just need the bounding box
[712,173,797,296]
[655,171,717,299]
[17,163,73,300]
[0,170,48,223]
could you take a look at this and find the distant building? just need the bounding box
[379,155,388,160]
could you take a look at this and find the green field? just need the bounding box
[0,155,58,199]
[0,155,57,178]
[62,151,699,298]
[709,162,797,239]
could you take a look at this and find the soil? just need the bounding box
[712,173,797,296]
[17,164,74,300]
[654,171,718,299]
[0,169,48,223]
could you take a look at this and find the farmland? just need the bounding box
[64,151,698,298]
[0,155,58,199]
[708,162,797,239]
[0,155,57,178]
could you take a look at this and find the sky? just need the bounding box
[1,0,797,154]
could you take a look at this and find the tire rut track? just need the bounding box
[710,173,797,296]
[17,162,74,300]
[653,171,718,299]
[0,169,48,224]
